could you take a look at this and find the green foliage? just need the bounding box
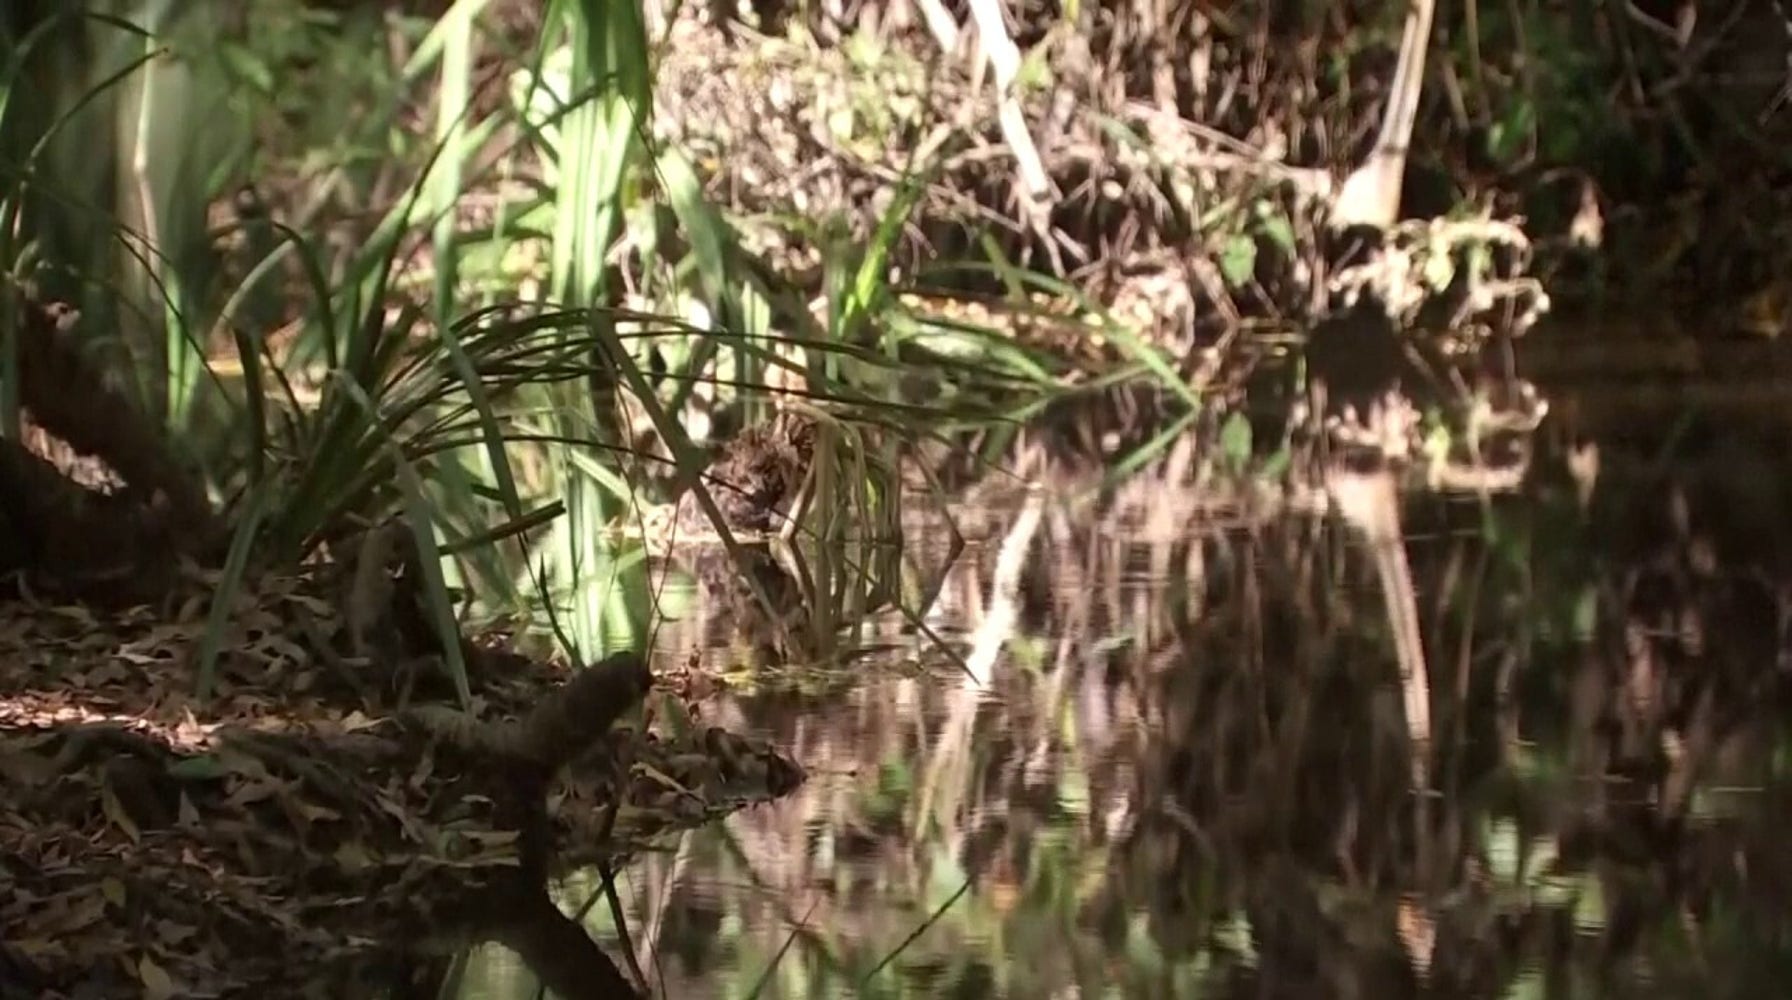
[0,0,1066,697]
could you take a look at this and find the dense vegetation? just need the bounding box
[5,0,1792,996]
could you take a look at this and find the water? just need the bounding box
[464,337,1792,999]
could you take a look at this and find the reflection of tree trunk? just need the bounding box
[964,485,1044,686]
[393,877,640,999]
[477,883,638,1000]
[375,654,655,997]
[634,831,695,978]
[1658,687,1715,825]
[1329,468,1432,791]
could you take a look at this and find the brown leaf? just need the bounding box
[154,919,197,945]
[45,890,106,934]
[289,799,342,824]
[333,840,375,872]
[224,778,282,807]
[339,710,380,732]
[177,791,201,828]
[99,780,142,843]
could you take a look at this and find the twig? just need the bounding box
[910,0,960,51]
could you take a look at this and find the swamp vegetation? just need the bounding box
[4,0,1792,997]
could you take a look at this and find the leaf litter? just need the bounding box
[0,542,803,998]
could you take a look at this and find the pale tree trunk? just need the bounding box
[1332,0,1438,228]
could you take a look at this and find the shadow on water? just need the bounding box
[465,343,1792,1000]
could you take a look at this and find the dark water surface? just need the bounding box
[466,336,1792,998]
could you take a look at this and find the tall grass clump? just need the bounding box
[0,4,666,690]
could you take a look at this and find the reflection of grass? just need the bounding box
[844,757,914,835]
[560,472,1792,998]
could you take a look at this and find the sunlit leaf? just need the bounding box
[1219,233,1258,287]
[1256,202,1297,255]
[137,954,176,1000]
[1422,248,1456,292]
[1219,411,1253,467]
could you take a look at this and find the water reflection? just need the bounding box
[467,424,1792,999]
